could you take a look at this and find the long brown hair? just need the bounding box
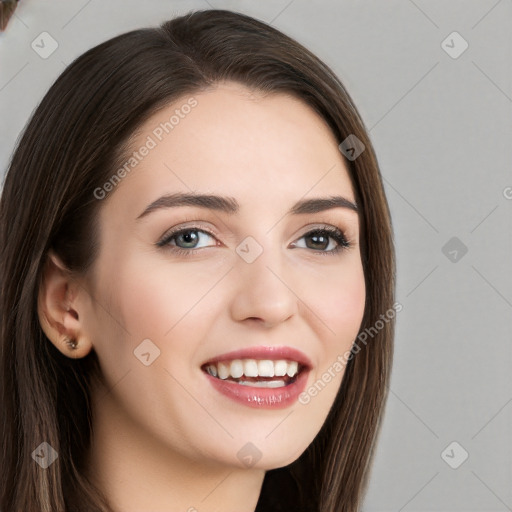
[0,9,395,512]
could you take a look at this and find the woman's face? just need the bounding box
[81,81,365,470]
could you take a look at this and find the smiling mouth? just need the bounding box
[201,359,306,388]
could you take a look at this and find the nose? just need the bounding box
[228,242,298,328]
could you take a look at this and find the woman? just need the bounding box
[0,9,395,512]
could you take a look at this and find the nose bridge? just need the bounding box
[229,231,298,325]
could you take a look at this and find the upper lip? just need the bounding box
[202,346,313,370]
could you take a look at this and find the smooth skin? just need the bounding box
[38,81,366,512]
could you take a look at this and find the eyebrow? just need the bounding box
[136,192,358,220]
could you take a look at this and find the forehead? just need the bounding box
[107,81,355,213]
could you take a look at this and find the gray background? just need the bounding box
[1,1,511,510]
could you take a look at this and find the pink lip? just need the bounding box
[201,345,313,369]
[201,346,312,409]
[203,368,310,409]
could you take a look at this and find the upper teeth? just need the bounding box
[205,359,300,379]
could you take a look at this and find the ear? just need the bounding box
[37,249,93,359]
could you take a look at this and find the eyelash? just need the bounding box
[156,223,351,257]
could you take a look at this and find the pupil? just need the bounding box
[308,233,327,250]
[179,231,198,248]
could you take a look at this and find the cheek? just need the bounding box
[296,262,365,424]
[102,256,223,385]
[89,258,220,429]
[309,260,366,347]
[113,257,218,340]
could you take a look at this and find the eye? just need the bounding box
[156,227,218,255]
[157,224,351,257]
[292,226,351,255]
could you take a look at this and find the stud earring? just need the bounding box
[66,337,78,350]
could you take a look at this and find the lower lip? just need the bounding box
[203,369,310,409]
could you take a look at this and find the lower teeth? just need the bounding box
[203,367,298,388]
[236,379,287,388]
